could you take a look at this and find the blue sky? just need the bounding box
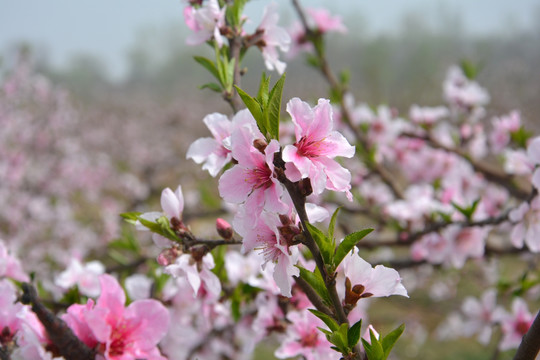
[1,0,538,78]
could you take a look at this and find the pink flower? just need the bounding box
[275,311,340,360]
[63,274,170,360]
[55,258,105,297]
[306,8,347,34]
[0,240,29,282]
[341,247,408,304]
[161,185,184,222]
[509,196,540,252]
[184,0,226,47]
[235,210,299,297]
[187,112,233,177]
[409,105,449,126]
[460,289,497,344]
[443,65,490,110]
[218,122,288,225]
[489,111,521,153]
[256,3,291,74]
[164,252,222,300]
[495,298,533,351]
[527,136,540,190]
[282,98,355,200]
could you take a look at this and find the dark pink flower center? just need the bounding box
[515,319,531,336]
[296,136,324,158]
[300,329,319,347]
[245,165,273,189]
[107,322,132,356]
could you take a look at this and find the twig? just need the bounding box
[21,283,95,360]
[514,310,540,360]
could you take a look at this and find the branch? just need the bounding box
[21,283,95,360]
[514,310,540,360]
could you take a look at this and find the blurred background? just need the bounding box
[1,1,540,359]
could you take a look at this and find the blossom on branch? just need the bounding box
[63,274,169,360]
[283,98,355,200]
[256,3,291,74]
[183,0,226,47]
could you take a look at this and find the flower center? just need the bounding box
[296,136,323,158]
[300,329,319,347]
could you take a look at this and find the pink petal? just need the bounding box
[527,137,540,164]
[286,98,314,140]
[161,188,180,219]
[96,274,125,318]
[124,300,170,350]
[308,98,334,141]
[218,166,253,203]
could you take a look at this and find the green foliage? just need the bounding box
[225,0,247,28]
[451,198,480,222]
[362,324,405,360]
[347,319,363,348]
[308,309,339,332]
[334,228,374,268]
[511,126,534,149]
[460,60,479,80]
[306,223,334,266]
[235,72,285,141]
[297,265,332,306]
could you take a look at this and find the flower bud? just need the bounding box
[157,248,180,266]
[216,218,233,240]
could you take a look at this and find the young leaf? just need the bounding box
[120,212,142,225]
[297,266,332,305]
[328,207,341,242]
[382,323,405,359]
[235,86,263,127]
[347,319,362,348]
[327,323,349,354]
[199,83,223,92]
[308,309,339,332]
[334,228,374,267]
[265,72,285,140]
[193,56,220,81]
[362,329,384,360]
[306,223,333,266]
[257,73,270,107]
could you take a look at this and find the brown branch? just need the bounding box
[21,283,95,360]
[294,276,334,318]
[514,310,540,360]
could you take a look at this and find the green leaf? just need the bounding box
[225,57,236,92]
[327,323,349,354]
[199,82,223,92]
[257,73,270,107]
[451,198,480,221]
[348,319,362,348]
[235,85,264,130]
[193,56,220,81]
[362,329,384,360]
[308,309,339,332]
[297,266,332,305]
[264,72,285,140]
[334,228,374,267]
[120,212,141,225]
[382,324,405,359]
[328,207,341,243]
[306,223,333,266]
[138,216,178,242]
[511,126,534,148]
[460,59,478,80]
[305,53,321,68]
